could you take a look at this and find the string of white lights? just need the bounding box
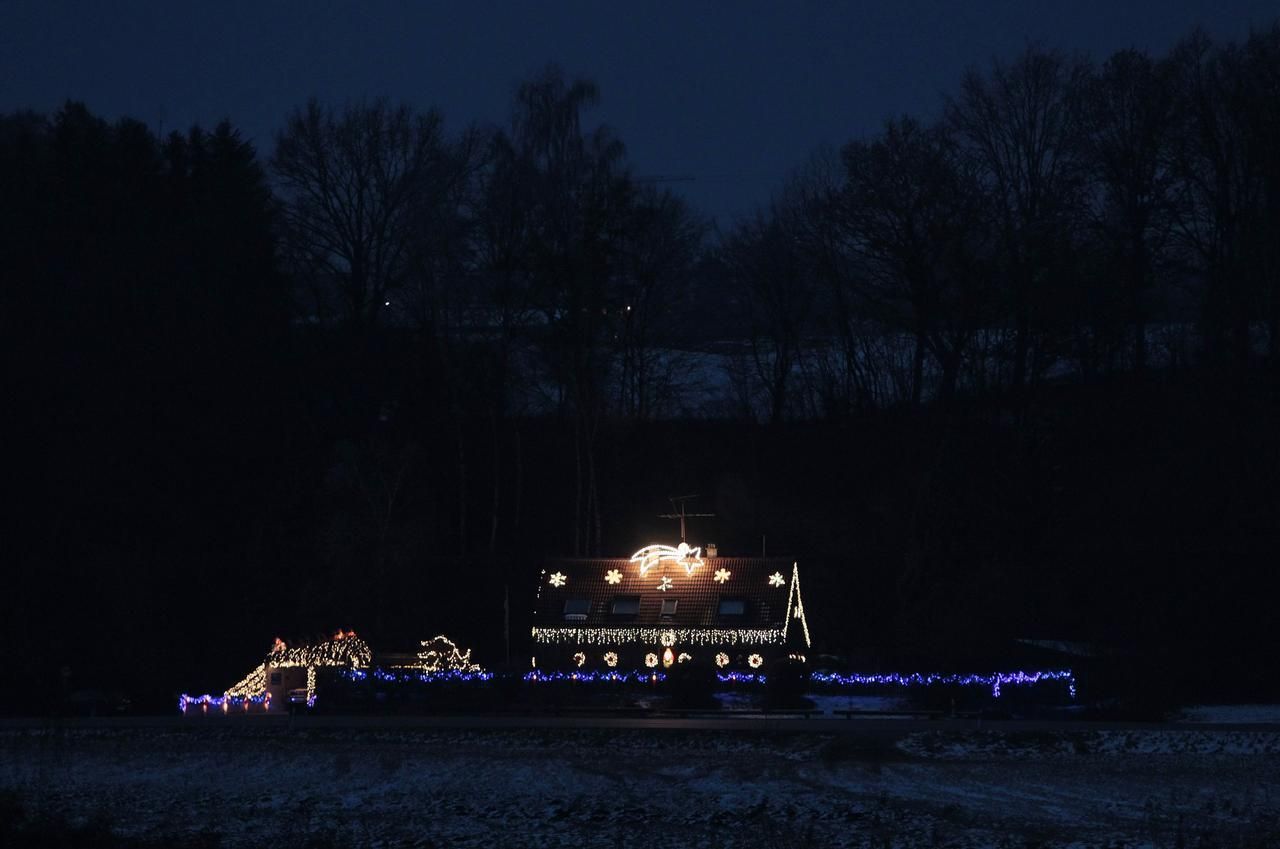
[531,626,784,646]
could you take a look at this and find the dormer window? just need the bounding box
[610,596,640,616]
[718,598,746,617]
[660,598,678,618]
[563,599,590,621]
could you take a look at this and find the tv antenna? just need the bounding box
[658,495,715,543]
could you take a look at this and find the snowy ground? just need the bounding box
[2,722,1279,848]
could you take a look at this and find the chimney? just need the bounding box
[706,543,717,558]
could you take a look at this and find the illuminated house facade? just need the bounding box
[531,544,811,671]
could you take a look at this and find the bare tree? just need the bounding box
[273,98,452,328]
[1081,49,1178,373]
[1172,33,1269,366]
[614,187,704,420]
[838,117,994,403]
[722,206,815,424]
[948,48,1091,391]
[487,66,631,554]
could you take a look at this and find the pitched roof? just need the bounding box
[533,555,810,647]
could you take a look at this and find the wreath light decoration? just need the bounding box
[748,653,764,669]
[644,653,659,668]
[603,651,618,667]
[715,652,730,668]
[573,652,586,668]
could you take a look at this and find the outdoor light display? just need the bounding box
[630,542,703,576]
[747,653,764,668]
[573,652,587,667]
[548,571,567,588]
[677,652,692,663]
[605,569,622,584]
[811,669,1077,699]
[768,572,785,587]
[179,631,372,711]
[346,668,494,684]
[782,564,811,648]
[714,568,731,583]
[603,651,619,667]
[184,664,1076,711]
[532,626,784,646]
[525,669,666,683]
[410,635,481,673]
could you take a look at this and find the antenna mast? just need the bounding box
[658,495,715,543]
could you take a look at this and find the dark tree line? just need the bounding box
[3,28,1280,711]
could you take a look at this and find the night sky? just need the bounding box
[2,0,1273,225]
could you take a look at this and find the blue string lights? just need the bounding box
[345,668,495,684]
[180,667,1076,711]
[810,669,1077,699]
[177,692,271,713]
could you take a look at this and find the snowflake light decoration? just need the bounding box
[714,568,731,584]
[603,651,618,667]
[604,568,622,585]
[644,652,659,668]
[573,652,586,668]
[660,631,676,647]
[748,653,764,668]
[768,572,785,587]
[656,575,673,592]
[715,652,730,668]
[549,572,567,588]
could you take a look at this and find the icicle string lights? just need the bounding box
[531,626,784,646]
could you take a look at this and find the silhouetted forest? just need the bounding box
[3,25,1279,712]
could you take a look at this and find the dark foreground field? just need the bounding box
[2,720,1278,848]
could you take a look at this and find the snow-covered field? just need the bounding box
[2,723,1278,848]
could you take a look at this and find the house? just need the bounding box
[531,543,811,671]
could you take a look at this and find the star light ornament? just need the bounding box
[630,542,703,577]
[549,572,566,588]
[768,572,785,587]
[604,569,622,585]
[714,568,731,584]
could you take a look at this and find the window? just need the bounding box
[563,599,590,621]
[660,598,678,618]
[718,598,746,617]
[610,596,640,616]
